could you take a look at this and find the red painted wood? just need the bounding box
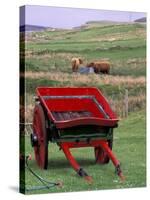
[59,140,124,180]
[36,87,119,129]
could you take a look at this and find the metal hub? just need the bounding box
[31,133,38,147]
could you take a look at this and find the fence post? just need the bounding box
[124,89,128,117]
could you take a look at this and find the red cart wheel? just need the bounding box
[94,140,113,164]
[33,103,48,169]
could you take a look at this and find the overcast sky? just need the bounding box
[20,5,146,28]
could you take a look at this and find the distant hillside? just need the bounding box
[134,17,146,22]
[20,25,49,32]
[78,20,124,29]
[86,20,116,24]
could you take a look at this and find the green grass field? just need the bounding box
[20,21,146,194]
[23,22,146,76]
[22,110,146,194]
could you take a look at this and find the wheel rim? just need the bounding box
[95,146,109,164]
[33,104,48,169]
[94,140,112,164]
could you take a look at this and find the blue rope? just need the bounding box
[25,156,62,191]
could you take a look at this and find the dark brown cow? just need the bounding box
[87,61,110,74]
[71,58,83,72]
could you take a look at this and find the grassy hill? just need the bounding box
[24,22,146,76]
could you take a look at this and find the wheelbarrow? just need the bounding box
[31,87,124,182]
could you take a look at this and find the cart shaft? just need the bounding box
[59,140,124,181]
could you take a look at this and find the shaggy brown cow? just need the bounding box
[87,61,110,74]
[71,57,83,72]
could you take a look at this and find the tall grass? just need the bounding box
[25,71,145,87]
[24,72,146,122]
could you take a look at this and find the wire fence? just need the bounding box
[20,123,32,136]
[105,88,146,118]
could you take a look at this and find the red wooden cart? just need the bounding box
[31,87,124,182]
